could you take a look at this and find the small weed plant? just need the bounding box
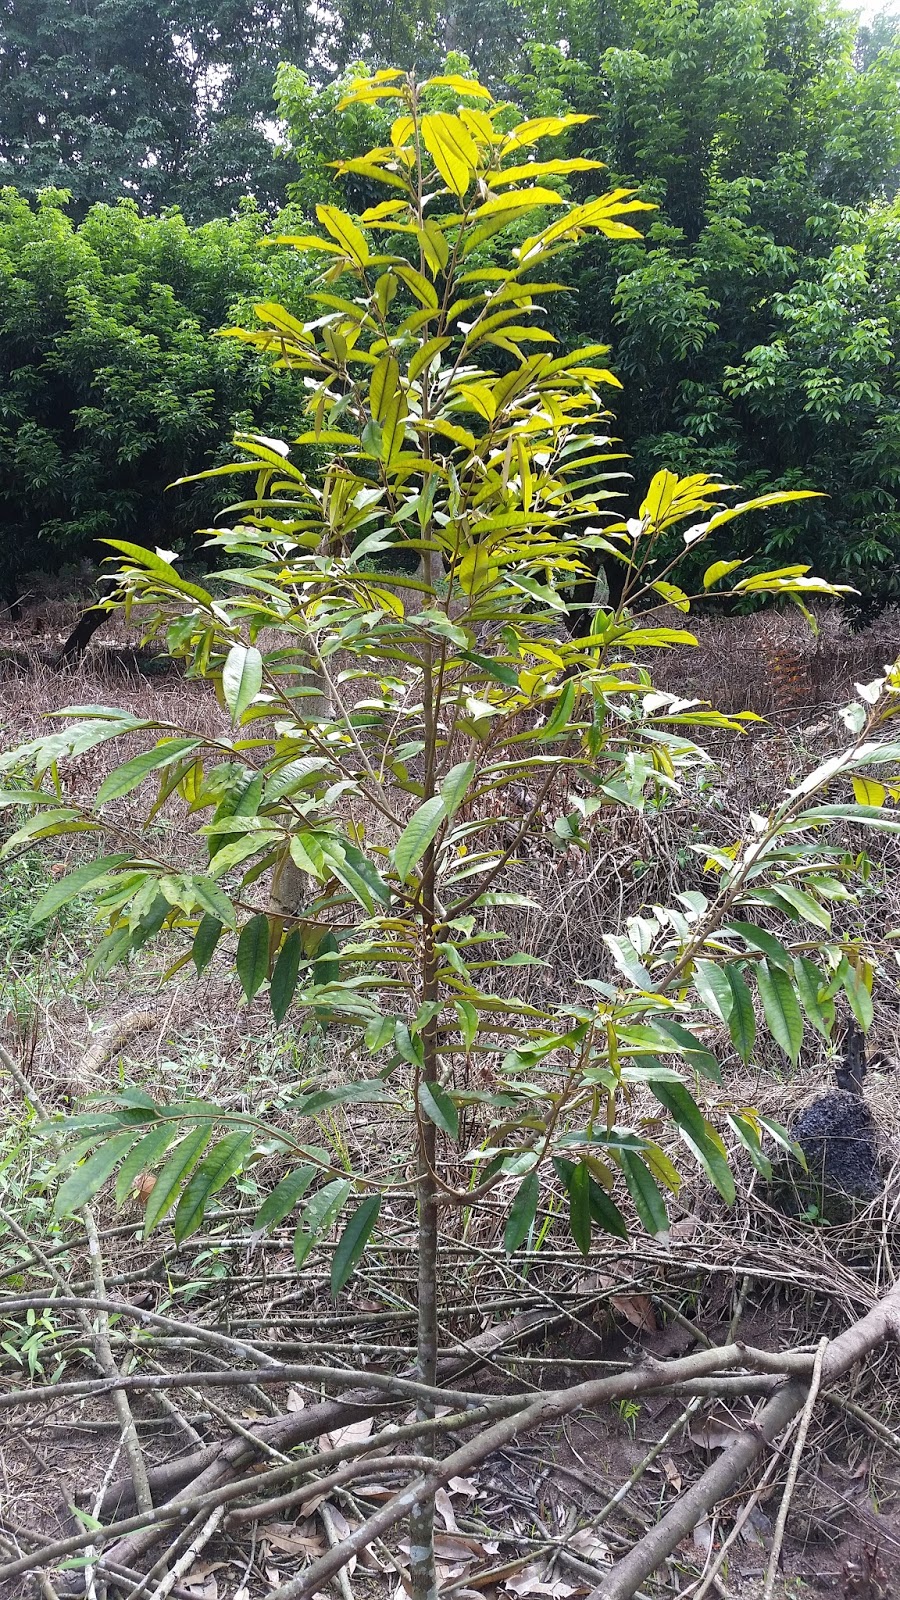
[3,68,900,1597]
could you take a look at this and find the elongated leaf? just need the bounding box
[97,739,203,805]
[792,956,833,1039]
[191,877,237,929]
[842,962,874,1031]
[331,1195,381,1295]
[692,959,733,1023]
[421,112,478,196]
[537,680,576,741]
[419,1080,459,1139]
[294,1179,353,1269]
[649,1081,735,1203]
[724,966,756,1062]
[568,1159,592,1257]
[54,1132,140,1216]
[455,999,479,1051]
[755,959,803,1060]
[727,921,792,970]
[440,761,476,819]
[253,1164,318,1234]
[620,1151,669,1236]
[174,1132,254,1242]
[143,1125,213,1233]
[271,929,303,1023]
[392,795,447,880]
[31,855,132,925]
[726,1113,772,1180]
[114,1122,178,1208]
[651,1019,720,1082]
[222,645,263,723]
[236,914,270,1000]
[192,914,223,975]
[504,1170,539,1252]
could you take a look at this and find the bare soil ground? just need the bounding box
[1,599,899,1600]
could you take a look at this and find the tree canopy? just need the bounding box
[0,0,898,607]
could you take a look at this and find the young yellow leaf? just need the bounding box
[421,112,478,197]
[852,775,887,807]
[315,205,370,266]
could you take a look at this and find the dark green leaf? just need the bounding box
[313,931,340,988]
[271,929,303,1023]
[620,1151,669,1236]
[755,959,803,1060]
[568,1159,592,1257]
[724,966,756,1062]
[727,921,793,970]
[330,1195,381,1295]
[503,1170,539,1252]
[54,1132,140,1216]
[418,1081,459,1139]
[192,915,223,975]
[236,914,270,1000]
[651,1018,720,1082]
[173,1132,254,1242]
[253,1164,318,1233]
[143,1125,213,1233]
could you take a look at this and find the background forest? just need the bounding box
[0,0,899,615]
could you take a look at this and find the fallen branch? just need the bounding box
[761,1335,828,1600]
[589,1284,900,1600]
[0,1339,776,1588]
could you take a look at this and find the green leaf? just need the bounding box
[192,915,223,975]
[568,1159,592,1257]
[294,1179,353,1269]
[313,931,340,988]
[114,1122,178,1209]
[236,914,270,1000]
[724,966,756,1062]
[727,922,793,970]
[271,929,303,1023]
[392,795,447,880]
[504,1170,539,1252]
[755,959,803,1060]
[253,1164,318,1233]
[418,1081,459,1140]
[455,999,479,1051]
[222,645,263,722]
[54,1132,139,1216]
[692,959,733,1023]
[97,739,203,804]
[651,1082,735,1205]
[173,1132,254,1242]
[31,855,132,925]
[620,1151,669,1236]
[726,1112,773,1179]
[191,877,237,929]
[143,1125,213,1233]
[841,962,874,1032]
[792,956,833,1039]
[330,1195,381,1295]
[537,680,576,741]
[440,761,476,819]
[651,1019,720,1083]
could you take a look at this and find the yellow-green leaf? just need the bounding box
[421,112,478,197]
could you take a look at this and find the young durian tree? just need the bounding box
[4,68,900,1600]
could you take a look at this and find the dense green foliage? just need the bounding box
[0,0,898,607]
[0,191,314,601]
